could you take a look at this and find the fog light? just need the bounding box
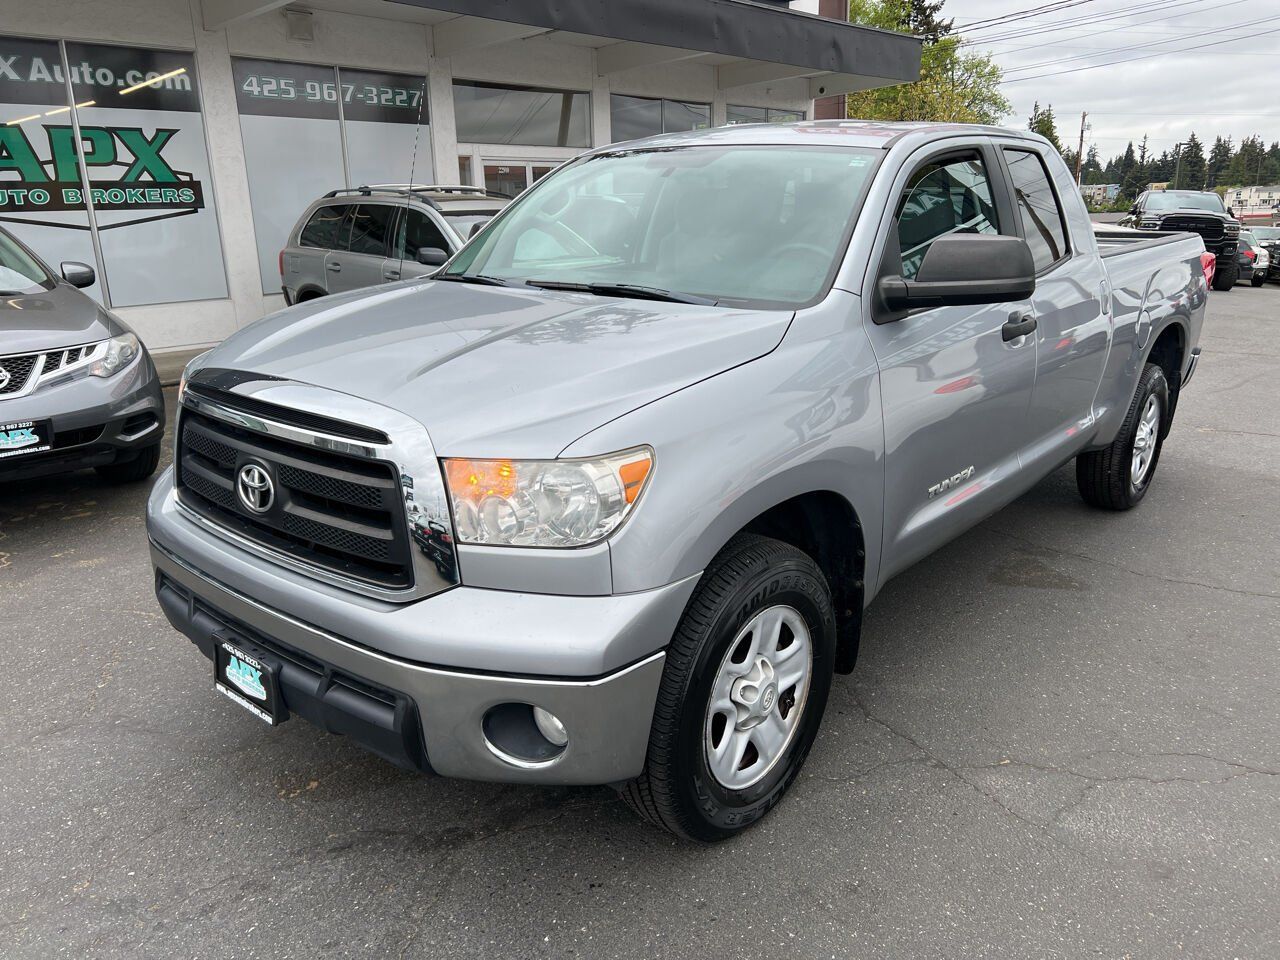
[533,706,569,747]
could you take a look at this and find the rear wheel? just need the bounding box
[1076,363,1169,510]
[95,444,161,484]
[620,534,836,841]
[1212,259,1237,291]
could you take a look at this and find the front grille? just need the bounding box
[0,353,39,395]
[1161,216,1225,242]
[176,405,412,590]
[42,345,87,375]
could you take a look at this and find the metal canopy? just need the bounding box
[391,0,922,94]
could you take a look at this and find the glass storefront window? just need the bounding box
[232,58,433,294]
[454,81,589,148]
[610,95,710,142]
[63,42,227,307]
[727,105,806,125]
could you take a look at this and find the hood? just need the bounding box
[0,282,122,355]
[1149,208,1232,221]
[200,280,794,457]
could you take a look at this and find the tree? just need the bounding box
[1082,145,1104,184]
[1205,135,1234,189]
[904,0,954,37]
[1027,102,1065,154]
[1226,135,1266,186]
[1118,141,1143,200]
[1174,132,1205,190]
[846,0,1009,124]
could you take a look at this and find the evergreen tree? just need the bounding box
[1226,135,1266,186]
[1175,133,1205,190]
[1118,141,1142,200]
[1082,145,1104,184]
[905,0,953,37]
[1027,102,1065,154]
[1205,135,1234,189]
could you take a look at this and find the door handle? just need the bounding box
[383,269,401,280]
[1002,311,1037,342]
[327,261,342,272]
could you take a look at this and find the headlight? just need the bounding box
[89,333,140,378]
[443,447,653,547]
[1139,219,1160,230]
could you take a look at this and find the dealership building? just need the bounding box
[1,0,919,361]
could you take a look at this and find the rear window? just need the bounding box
[1003,148,1069,272]
[299,205,348,250]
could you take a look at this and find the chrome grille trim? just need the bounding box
[176,374,459,603]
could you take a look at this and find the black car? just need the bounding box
[1118,190,1241,291]
[1249,226,1280,285]
[0,225,165,484]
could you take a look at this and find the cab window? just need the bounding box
[895,153,999,280]
[1003,148,1069,272]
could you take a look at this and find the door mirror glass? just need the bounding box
[416,246,448,266]
[880,234,1035,310]
[60,261,96,289]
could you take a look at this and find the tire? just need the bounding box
[95,444,161,484]
[1252,275,1265,287]
[1076,363,1169,510]
[619,534,836,841]
[1212,259,1237,291]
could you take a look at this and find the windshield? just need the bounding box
[443,211,501,238]
[1252,227,1280,242]
[0,229,52,294]
[1144,192,1225,213]
[444,145,881,308]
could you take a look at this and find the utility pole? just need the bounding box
[1074,111,1088,185]
[1173,142,1183,190]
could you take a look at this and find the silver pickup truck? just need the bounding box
[148,121,1207,841]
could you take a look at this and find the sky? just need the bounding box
[940,0,1280,163]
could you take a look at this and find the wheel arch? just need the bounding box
[1144,318,1187,433]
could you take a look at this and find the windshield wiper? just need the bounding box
[434,273,510,287]
[526,279,715,305]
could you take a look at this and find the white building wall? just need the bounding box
[4,0,816,360]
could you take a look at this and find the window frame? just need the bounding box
[345,201,399,258]
[298,203,349,250]
[997,145,1073,276]
[391,203,454,259]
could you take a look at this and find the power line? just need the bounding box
[962,0,1225,44]
[1001,12,1280,75]
[953,0,1100,32]
[1001,23,1280,82]
[973,0,1249,54]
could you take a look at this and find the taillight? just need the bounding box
[1200,252,1216,286]
[278,250,285,276]
[1243,248,1256,262]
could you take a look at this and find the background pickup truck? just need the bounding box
[1116,188,1241,290]
[148,121,1207,842]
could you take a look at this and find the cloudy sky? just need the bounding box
[940,0,1279,163]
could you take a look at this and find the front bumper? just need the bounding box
[152,539,667,784]
[0,354,164,482]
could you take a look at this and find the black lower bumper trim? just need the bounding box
[155,568,432,773]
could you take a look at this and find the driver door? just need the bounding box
[863,142,1039,585]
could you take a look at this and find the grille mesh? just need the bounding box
[278,463,385,509]
[0,354,39,395]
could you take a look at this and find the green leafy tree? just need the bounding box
[846,0,1010,124]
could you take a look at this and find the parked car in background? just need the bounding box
[150,121,1207,841]
[0,224,164,484]
[1248,226,1280,284]
[1237,231,1262,286]
[1118,189,1241,290]
[280,185,510,303]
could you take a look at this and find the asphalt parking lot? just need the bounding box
[3,285,1278,959]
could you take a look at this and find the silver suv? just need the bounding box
[279,185,508,303]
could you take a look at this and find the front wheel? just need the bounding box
[1212,259,1238,291]
[1076,363,1169,510]
[620,534,836,841]
[1252,275,1265,287]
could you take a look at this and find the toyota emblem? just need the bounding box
[0,366,10,391]
[236,463,275,514]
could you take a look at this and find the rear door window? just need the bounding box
[1003,148,1070,272]
[895,153,1000,280]
[299,204,348,249]
[347,204,397,257]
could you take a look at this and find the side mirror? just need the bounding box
[1227,207,1236,218]
[880,235,1035,311]
[60,261,95,288]
[468,221,486,239]
[415,246,448,266]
